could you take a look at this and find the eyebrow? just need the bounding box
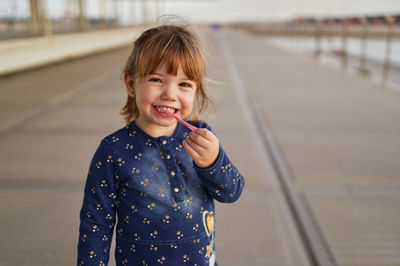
[151,72,193,81]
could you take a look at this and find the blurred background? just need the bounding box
[1,1,400,265]
[1,0,399,88]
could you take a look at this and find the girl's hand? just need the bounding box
[183,128,220,168]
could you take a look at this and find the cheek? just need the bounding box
[136,88,157,108]
[180,92,195,111]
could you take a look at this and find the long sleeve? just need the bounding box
[194,145,244,203]
[191,121,245,203]
[77,139,118,266]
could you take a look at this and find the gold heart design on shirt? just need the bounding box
[202,211,214,238]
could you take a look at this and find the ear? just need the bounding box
[124,73,136,97]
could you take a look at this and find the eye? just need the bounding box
[149,78,161,83]
[179,82,193,88]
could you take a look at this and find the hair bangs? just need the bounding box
[137,32,204,85]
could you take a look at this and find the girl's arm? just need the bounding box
[194,145,245,203]
[77,139,117,266]
[183,122,245,203]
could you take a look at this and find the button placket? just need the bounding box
[159,137,184,202]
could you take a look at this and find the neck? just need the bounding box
[135,119,178,138]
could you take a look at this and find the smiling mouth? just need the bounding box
[154,106,178,115]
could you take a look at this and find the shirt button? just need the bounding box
[174,187,180,193]
[162,139,167,145]
[165,154,171,160]
[170,170,176,176]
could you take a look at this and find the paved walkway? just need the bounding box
[0,48,132,265]
[224,28,400,265]
[0,26,400,266]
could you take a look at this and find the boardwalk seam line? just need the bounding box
[0,68,120,137]
[217,27,337,266]
[215,29,309,266]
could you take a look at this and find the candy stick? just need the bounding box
[168,112,198,131]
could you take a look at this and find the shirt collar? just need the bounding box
[129,120,184,142]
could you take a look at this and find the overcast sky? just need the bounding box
[1,0,400,23]
[163,0,400,22]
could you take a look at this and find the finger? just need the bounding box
[196,128,216,142]
[193,129,219,152]
[185,137,207,154]
[182,139,201,160]
[188,132,210,149]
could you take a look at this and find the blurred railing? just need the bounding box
[238,15,400,89]
[0,0,164,41]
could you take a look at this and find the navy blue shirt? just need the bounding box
[77,120,244,266]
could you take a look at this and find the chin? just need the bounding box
[154,117,176,128]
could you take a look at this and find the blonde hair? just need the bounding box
[121,22,211,125]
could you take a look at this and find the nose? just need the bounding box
[160,82,177,101]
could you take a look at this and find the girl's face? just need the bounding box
[127,63,197,137]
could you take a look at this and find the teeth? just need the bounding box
[156,106,175,113]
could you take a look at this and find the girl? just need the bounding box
[77,23,244,266]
